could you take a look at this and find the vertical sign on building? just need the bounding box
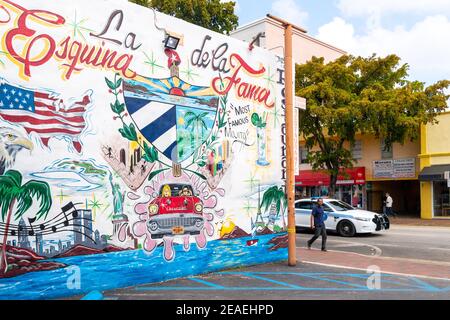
[445,171,450,188]
[293,106,300,174]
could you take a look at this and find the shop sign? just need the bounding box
[393,158,416,178]
[373,160,394,178]
[445,171,450,188]
[373,158,416,178]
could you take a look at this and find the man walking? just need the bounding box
[307,198,327,252]
[385,192,396,217]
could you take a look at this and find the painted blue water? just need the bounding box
[0,234,287,300]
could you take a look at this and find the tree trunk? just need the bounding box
[329,173,338,198]
[0,199,16,275]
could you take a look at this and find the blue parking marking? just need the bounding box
[189,278,226,288]
[132,272,450,293]
[239,272,303,289]
[295,273,368,289]
[135,286,423,292]
[408,277,441,292]
[81,290,104,300]
[342,273,427,289]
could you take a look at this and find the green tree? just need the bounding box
[128,0,238,34]
[261,186,287,229]
[185,111,208,147]
[0,170,52,274]
[296,54,450,196]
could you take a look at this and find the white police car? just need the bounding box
[295,198,390,237]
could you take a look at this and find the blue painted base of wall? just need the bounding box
[0,233,288,300]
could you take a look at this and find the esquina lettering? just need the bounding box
[1,0,136,80]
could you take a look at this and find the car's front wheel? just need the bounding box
[337,220,356,237]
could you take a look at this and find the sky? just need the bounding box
[232,0,450,85]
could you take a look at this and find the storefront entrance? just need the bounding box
[367,180,420,216]
[418,164,450,218]
[295,167,366,208]
[433,181,450,217]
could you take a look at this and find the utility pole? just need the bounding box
[267,14,304,267]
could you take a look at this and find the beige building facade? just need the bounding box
[232,16,424,217]
[230,16,346,65]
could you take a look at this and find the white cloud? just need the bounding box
[337,0,450,17]
[271,0,308,26]
[316,15,450,84]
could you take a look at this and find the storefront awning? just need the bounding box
[418,164,450,181]
[295,167,366,187]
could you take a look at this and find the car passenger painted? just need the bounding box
[147,184,205,238]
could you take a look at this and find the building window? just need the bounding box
[433,181,450,217]
[381,139,393,159]
[352,140,362,160]
[300,146,308,164]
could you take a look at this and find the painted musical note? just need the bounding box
[62,202,76,224]
[27,217,36,236]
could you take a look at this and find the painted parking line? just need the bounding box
[223,272,439,290]
[301,260,450,281]
[133,272,450,293]
[81,291,104,300]
[219,271,367,289]
[292,273,368,289]
[238,272,303,289]
[135,286,420,292]
[343,274,430,290]
[189,278,226,289]
[408,277,442,292]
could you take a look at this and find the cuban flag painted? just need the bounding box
[123,75,218,163]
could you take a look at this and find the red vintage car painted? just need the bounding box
[147,184,205,238]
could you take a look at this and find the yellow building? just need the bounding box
[419,111,450,219]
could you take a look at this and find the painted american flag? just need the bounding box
[0,82,91,153]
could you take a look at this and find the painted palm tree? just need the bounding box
[185,111,209,149]
[0,170,52,274]
[260,186,287,230]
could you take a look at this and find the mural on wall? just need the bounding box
[0,0,290,299]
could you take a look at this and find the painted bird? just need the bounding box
[0,127,34,175]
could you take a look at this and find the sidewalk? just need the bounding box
[390,216,450,227]
[298,247,450,280]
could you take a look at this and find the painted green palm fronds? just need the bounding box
[0,170,52,274]
[261,186,287,214]
[260,186,287,229]
[0,170,52,221]
[185,111,209,139]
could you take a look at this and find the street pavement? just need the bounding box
[81,224,450,300]
[298,224,450,263]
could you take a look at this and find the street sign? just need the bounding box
[295,96,306,110]
[293,106,299,174]
[445,171,450,187]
